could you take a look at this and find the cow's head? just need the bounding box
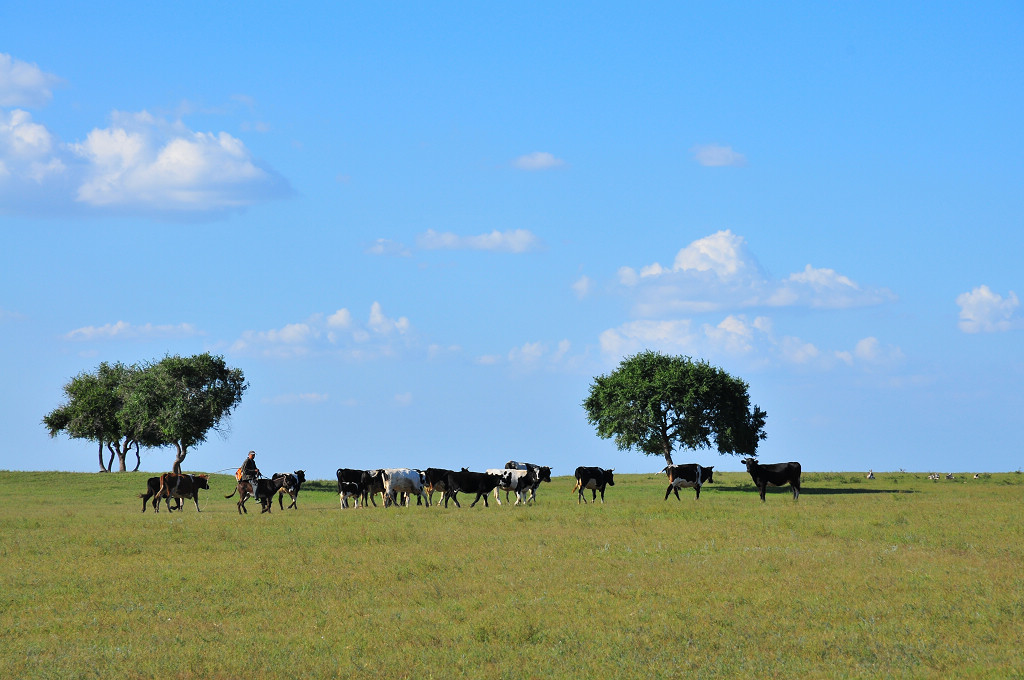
[294,470,306,484]
[605,469,615,486]
[741,458,758,470]
[702,466,715,484]
[538,466,552,483]
[197,475,211,489]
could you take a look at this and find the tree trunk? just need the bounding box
[172,442,186,474]
[105,443,116,472]
[111,439,128,472]
[97,440,107,472]
[132,442,141,472]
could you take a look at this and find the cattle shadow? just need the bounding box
[710,485,915,496]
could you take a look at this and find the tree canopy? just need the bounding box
[44,353,247,473]
[582,350,767,466]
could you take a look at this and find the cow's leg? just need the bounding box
[792,483,800,500]
[598,487,605,504]
[694,485,701,500]
[494,488,502,506]
[759,484,767,502]
[192,495,202,512]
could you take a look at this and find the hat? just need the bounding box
[248,451,256,458]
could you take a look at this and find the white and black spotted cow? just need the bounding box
[486,468,538,506]
[572,466,614,504]
[381,468,428,507]
[504,460,552,504]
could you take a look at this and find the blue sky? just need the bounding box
[2,3,1022,480]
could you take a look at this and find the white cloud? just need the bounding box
[620,230,894,315]
[65,321,200,342]
[232,302,412,359]
[572,275,593,299]
[512,151,564,171]
[1,102,290,218]
[957,285,1020,333]
[71,111,290,212]
[417,228,539,253]
[692,144,747,167]
[0,54,63,108]
[366,238,411,257]
[508,341,545,364]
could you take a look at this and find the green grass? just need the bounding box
[1,469,1022,679]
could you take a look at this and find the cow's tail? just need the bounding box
[571,478,581,494]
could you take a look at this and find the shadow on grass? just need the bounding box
[710,485,915,496]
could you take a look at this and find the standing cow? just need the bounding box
[381,468,428,507]
[572,466,614,504]
[504,461,552,504]
[741,458,801,501]
[662,464,714,500]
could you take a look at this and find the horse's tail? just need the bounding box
[224,487,237,499]
[155,472,172,499]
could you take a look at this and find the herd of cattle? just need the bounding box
[137,457,804,514]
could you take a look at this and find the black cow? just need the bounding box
[662,464,714,500]
[148,473,210,512]
[504,461,552,504]
[572,466,614,504]
[273,470,306,510]
[741,458,801,501]
[423,468,455,506]
[443,469,503,508]
[336,468,379,508]
[138,476,181,513]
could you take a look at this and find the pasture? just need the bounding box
[1,469,1021,679]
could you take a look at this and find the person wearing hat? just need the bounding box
[239,451,261,501]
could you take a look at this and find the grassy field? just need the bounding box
[1,469,1021,679]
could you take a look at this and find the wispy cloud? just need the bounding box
[599,313,902,371]
[957,285,1020,333]
[0,53,63,108]
[512,151,564,171]
[691,143,747,167]
[417,229,540,253]
[64,321,201,342]
[231,302,411,359]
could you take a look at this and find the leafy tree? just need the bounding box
[582,350,767,467]
[119,353,247,474]
[43,361,142,472]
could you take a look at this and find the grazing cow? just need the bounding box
[866,470,875,480]
[272,470,306,510]
[443,469,503,508]
[423,468,455,506]
[661,464,714,500]
[138,476,181,513]
[741,458,801,502]
[927,473,940,481]
[504,461,552,503]
[946,473,955,480]
[572,467,615,504]
[381,468,429,507]
[487,468,539,506]
[225,476,289,514]
[149,473,210,512]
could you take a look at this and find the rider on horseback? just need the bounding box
[238,451,261,502]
